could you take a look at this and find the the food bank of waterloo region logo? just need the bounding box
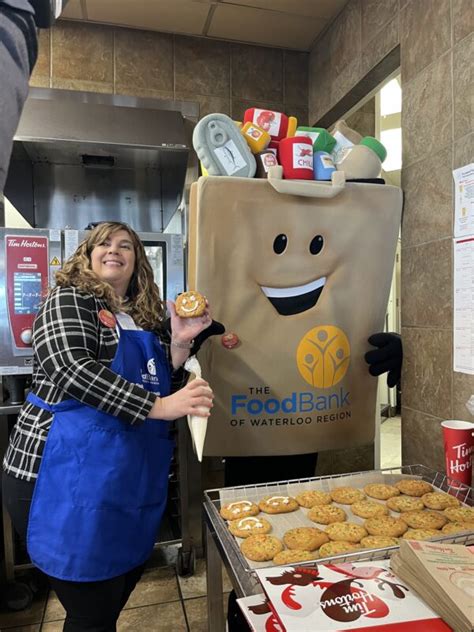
[296,325,350,388]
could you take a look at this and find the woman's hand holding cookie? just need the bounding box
[168,293,212,345]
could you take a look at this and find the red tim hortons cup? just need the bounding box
[441,420,474,486]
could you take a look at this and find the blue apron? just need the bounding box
[26,325,174,582]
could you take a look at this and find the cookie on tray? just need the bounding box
[319,541,361,558]
[352,500,389,519]
[330,487,365,505]
[386,496,425,513]
[228,516,272,538]
[325,522,368,543]
[395,479,433,497]
[308,504,347,525]
[240,534,283,562]
[258,495,299,514]
[422,492,460,510]
[220,501,259,521]
[443,507,474,522]
[273,550,317,565]
[402,510,447,531]
[364,483,400,500]
[296,490,332,508]
[364,516,408,537]
[402,529,440,541]
[441,521,474,535]
[360,535,399,549]
[283,527,329,551]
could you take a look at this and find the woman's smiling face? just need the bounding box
[90,229,136,297]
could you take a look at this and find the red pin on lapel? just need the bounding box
[98,309,116,328]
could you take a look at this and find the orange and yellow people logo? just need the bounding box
[296,325,351,388]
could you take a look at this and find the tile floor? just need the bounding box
[380,415,402,470]
[1,418,401,631]
[0,562,233,632]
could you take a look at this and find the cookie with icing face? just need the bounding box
[175,291,206,318]
[258,495,299,514]
[220,500,259,521]
[228,516,271,538]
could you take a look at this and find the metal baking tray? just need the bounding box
[204,464,474,574]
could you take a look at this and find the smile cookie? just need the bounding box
[421,492,460,510]
[402,529,440,541]
[443,507,474,522]
[351,500,389,519]
[363,483,400,500]
[220,500,259,521]
[364,516,408,537]
[330,487,365,504]
[175,291,206,318]
[360,536,399,549]
[308,504,347,525]
[386,496,425,513]
[258,495,299,514]
[319,541,361,558]
[240,534,283,562]
[325,522,368,543]
[295,490,332,508]
[273,550,317,565]
[394,479,433,497]
[228,516,271,538]
[283,527,329,551]
[402,510,448,530]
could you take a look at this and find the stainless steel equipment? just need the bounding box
[0,228,62,376]
[5,88,199,232]
[203,465,474,631]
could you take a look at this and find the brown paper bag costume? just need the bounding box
[188,170,402,456]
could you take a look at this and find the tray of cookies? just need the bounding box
[203,464,474,574]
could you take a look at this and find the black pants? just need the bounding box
[2,471,145,632]
[224,452,319,631]
[48,565,145,632]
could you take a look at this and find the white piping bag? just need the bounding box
[184,355,208,462]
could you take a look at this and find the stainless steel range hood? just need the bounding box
[5,88,199,232]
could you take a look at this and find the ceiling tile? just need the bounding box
[221,0,349,20]
[85,0,211,35]
[209,4,326,50]
[61,0,84,19]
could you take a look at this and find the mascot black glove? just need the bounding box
[364,332,402,388]
[164,318,225,356]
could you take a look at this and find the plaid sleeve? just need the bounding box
[33,287,155,424]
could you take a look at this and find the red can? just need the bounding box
[244,108,289,141]
[279,136,313,180]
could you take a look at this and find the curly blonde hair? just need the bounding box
[55,222,166,329]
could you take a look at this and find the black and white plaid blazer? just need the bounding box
[3,286,186,481]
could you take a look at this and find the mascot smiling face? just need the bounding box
[189,176,402,457]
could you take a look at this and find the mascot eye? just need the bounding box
[310,235,324,255]
[273,234,288,254]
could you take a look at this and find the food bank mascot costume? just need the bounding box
[188,168,402,458]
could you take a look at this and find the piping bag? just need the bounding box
[184,355,208,461]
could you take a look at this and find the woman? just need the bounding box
[2,221,214,631]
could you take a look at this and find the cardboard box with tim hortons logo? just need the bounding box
[188,169,402,457]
